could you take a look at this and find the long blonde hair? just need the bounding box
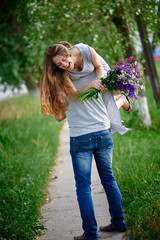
[40,44,71,117]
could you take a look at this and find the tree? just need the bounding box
[0,0,39,92]
[131,0,160,102]
[96,0,152,127]
[136,14,160,102]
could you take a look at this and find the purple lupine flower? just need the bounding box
[76,56,143,102]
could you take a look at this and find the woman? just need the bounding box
[40,43,128,240]
[58,41,132,113]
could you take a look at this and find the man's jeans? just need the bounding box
[70,129,127,240]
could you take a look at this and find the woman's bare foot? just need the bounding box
[115,94,132,112]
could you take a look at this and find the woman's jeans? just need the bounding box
[70,129,126,240]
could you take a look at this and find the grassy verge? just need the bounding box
[112,83,160,239]
[0,95,64,240]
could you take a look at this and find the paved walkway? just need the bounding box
[39,122,128,240]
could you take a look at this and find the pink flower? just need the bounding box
[125,56,134,63]
[118,74,125,79]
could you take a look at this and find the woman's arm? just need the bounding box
[90,48,123,97]
[66,77,104,101]
[66,47,106,101]
[90,47,105,80]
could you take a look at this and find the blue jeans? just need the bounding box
[70,129,126,240]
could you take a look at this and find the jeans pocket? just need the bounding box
[70,136,92,152]
[100,133,113,149]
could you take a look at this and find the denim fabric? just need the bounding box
[70,129,126,240]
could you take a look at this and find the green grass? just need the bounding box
[0,95,64,240]
[112,83,160,239]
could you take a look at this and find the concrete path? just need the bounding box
[38,122,128,240]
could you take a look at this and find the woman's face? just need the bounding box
[52,54,74,70]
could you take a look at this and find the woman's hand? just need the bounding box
[89,80,107,93]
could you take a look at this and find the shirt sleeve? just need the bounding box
[74,43,92,62]
[80,43,110,73]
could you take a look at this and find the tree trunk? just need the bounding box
[112,14,138,61]
[143,59,150,83]
[135,14,160,102]
[112,10,151,127]
[25,72,40,96]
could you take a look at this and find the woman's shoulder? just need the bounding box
[71,43,90,52]
[72,43,92,62]
[70,46,80,55]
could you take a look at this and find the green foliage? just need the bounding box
[0,0,160,87]
[0,95,63,239]
[112,84,160,239]
[130,0,160,44]
[0,1,31,86]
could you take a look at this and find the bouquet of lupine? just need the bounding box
[76,56,143,102]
